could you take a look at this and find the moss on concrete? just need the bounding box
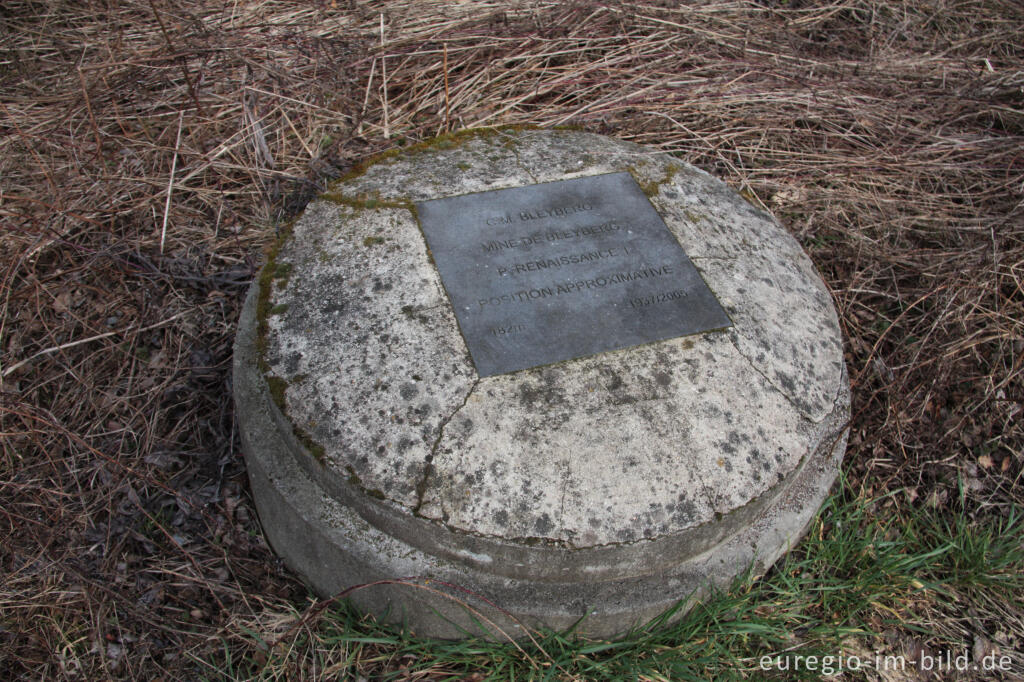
[319,191,412,211]
[328,125,540,191]
[299,432,327,463]
[347,466,386,500]
[253,220,331,466]
[632,161,681,197]
[254,260,278,373]
[272,261,293,284]
[262,373,325,463]
[265,375,288,412]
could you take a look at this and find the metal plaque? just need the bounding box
[415,172,731,377]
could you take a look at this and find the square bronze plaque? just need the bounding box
[415,172,731,377]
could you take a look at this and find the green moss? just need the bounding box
[265,375,288,411]
[636,177,658,197]
[329,125,540,189]
[320,192,412,212]
[254,220,296,373]
[299,434,326,463]
[254,229,328,466]
[345,466,386,499]
[265,375,326,463]
[664,163,680,185]
[273,261,293,282]
[632,162,681,197]
[321,125,555,217]
[363,235,386,247]
[255,269,274,369]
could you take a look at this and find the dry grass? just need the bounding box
[1,0,1022,678]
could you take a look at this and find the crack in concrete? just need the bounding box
[557,459,570,533]
[432,376,480,458]
[497,131,539,183]
[826,364,851,430]
[687,237,771,262]
[725,331,828,425]
[412,376,481,516]
[691,254,741,262]
[689,463,723,521]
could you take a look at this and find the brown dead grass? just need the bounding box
[1,0,1022,678]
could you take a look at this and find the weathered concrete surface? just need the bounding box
[235,128,849,638]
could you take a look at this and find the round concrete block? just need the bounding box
[233,128,849,639]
